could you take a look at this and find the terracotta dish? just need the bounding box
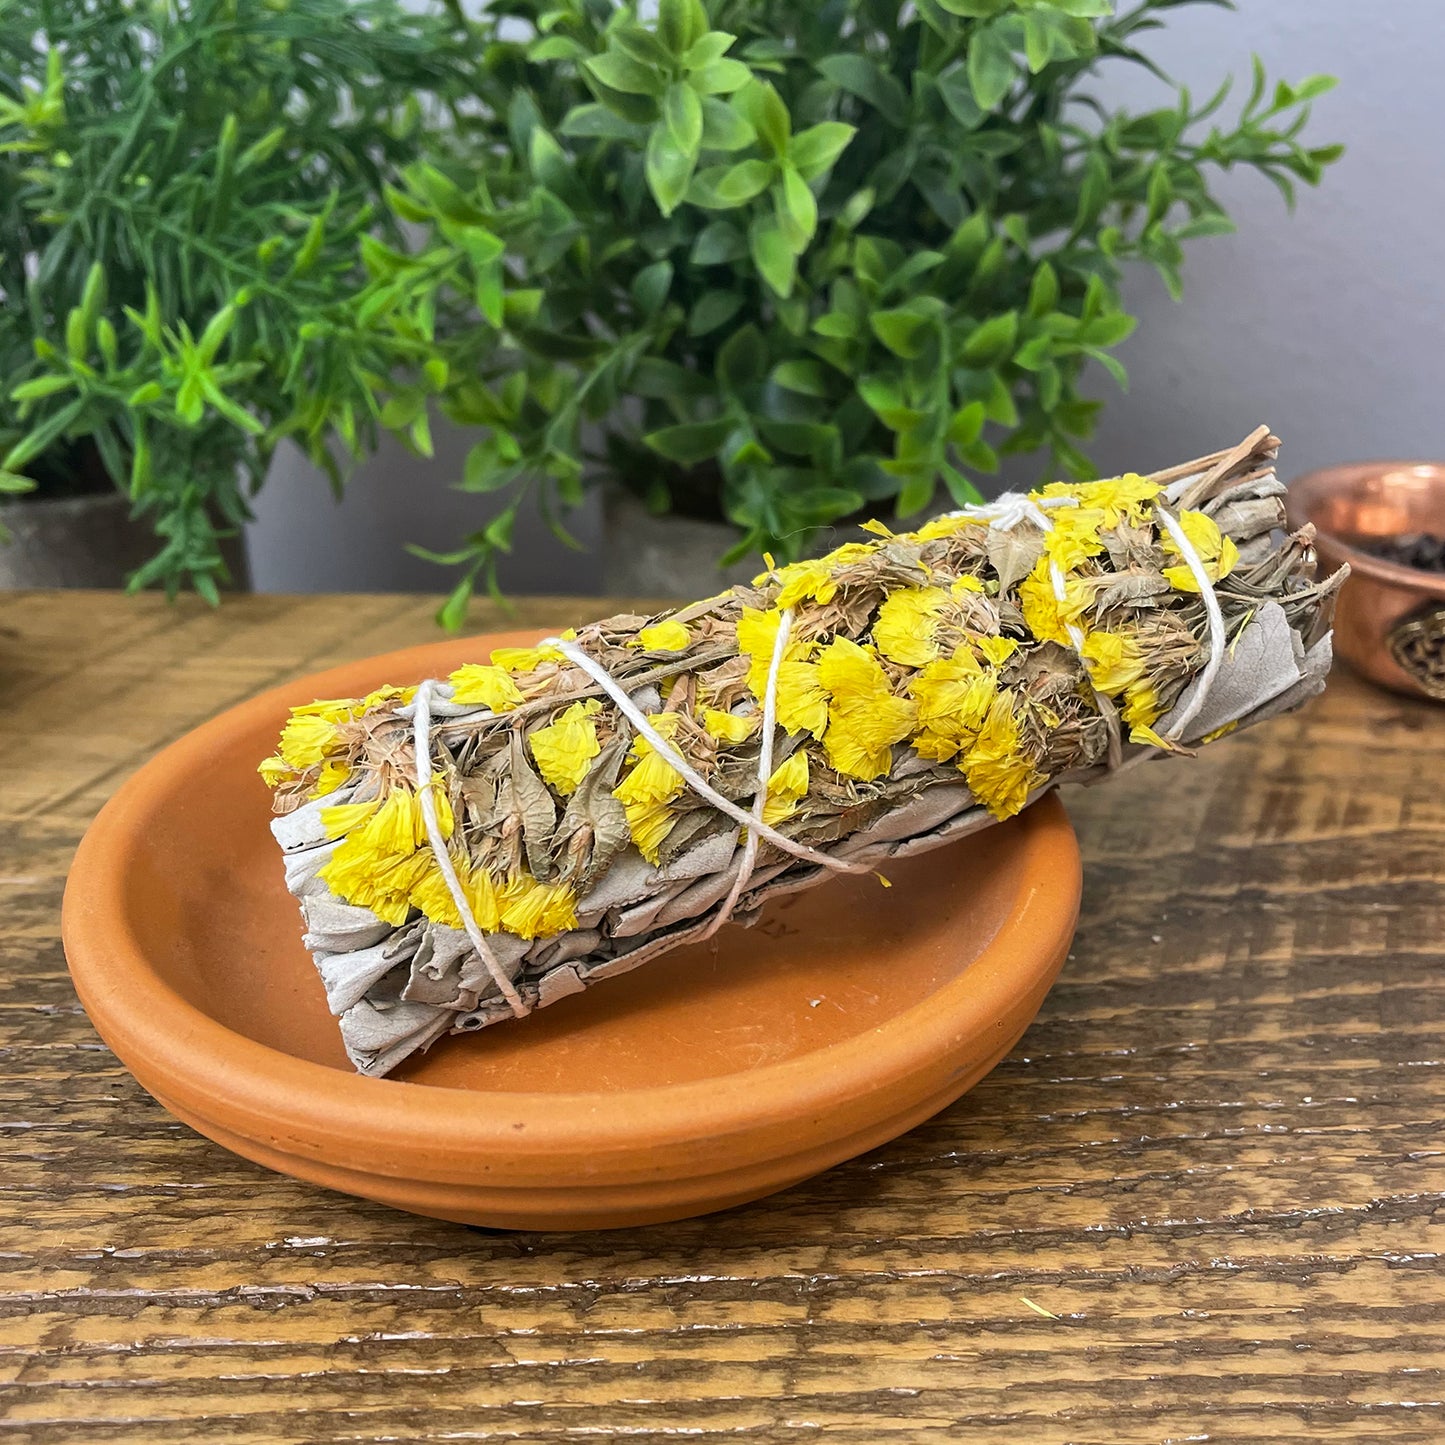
[1289,461,1445,700]
[63,632,1081,1229]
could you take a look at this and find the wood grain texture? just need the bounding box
[1,589,1442,1444]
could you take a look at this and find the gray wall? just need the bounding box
[245,0,1445,596]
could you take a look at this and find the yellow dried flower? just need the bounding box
[770,557,841,609]
[773,661,830,738]
[490,642,566,673]
[614,713,687,862]
[448,663,524,711]
[257,754,292,787]
[1018,557,1090,646]
[974,635,1018,666]
[409,858,466,929]
[873,587,951,667]
[1042,473,1160,527]
[961,692,1041,819]
[633,619,691,652]
[816,635,889,700]
[1080,629,1147,695]
[761,750,809,826]
[312,760,351,797]
[1040,506,1108,572]
[289,697,356,723]
[1162,509,1240,592]
[499,874,578,940]
[529,699,602,796]
[321,797,382,840]
[278,712,341,770]
[815,636,917,779]
[702,707,758,744]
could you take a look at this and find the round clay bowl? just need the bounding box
[63,631,1081,1230]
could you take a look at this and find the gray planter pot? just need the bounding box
[600,486,839,598]
[0,491,249,590]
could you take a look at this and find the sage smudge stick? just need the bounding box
[263,428,1344,1076]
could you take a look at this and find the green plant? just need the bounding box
[387,0,1339,624]
[0,0,484,598]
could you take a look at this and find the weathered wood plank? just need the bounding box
[0,589,1441,1442]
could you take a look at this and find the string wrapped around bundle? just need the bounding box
[262,427,1344,1076]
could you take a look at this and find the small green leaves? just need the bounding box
[816,55,908,127]
[749,216,796,298]
[791,122,856,181]
[734,80,791,157]
[645,417,735,463]
[664,82,703,154]
[960,310,1019,367]
[0,0,1340,603]
[645,125,695,215]
[967,23,1016,110]
[584,51,660,97]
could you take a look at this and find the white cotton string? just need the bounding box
[1152,506,1228,742]
[946,489,1225,741]
[699,606,793,940]
[410,680,530,1018]
[944,491,1091,650]
[544,634,874,879]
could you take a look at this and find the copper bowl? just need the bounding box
[1288,461,1445,701]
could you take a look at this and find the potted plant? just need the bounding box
[382,0,1339,618]
[0,0,485,595]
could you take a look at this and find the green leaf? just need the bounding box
[692,57,753,95]
[814,311,859,339]
[870,308,929,359]
[960,310,1019,366]
[126,382,165,407]
[530,34,587,61]
[700,97,754,150]
[485,508,516,553]
[646,125,696,215]
[693,158,774,207]
[717,323,768,391]
[645,418,735,463]
[858,376,927,431]
[438,575,475,634]
[585,51,662,97]
[1175,212,1237,240]
[559,103,648,140]
[936,65,984,128]
[1027,261,1060,318]
[463,442,519,492]
[771,360,832,397]
[735,80,791,156]
[816,55,908,127]
[947,401,986,447]
[664,82,704,155]
[967,23,1016,111]
[749,215,796,297]
[691,221,748,264]
[631,259,674,315]
[777,167,818,249]
[684,31,737,69]
[1073,150,1110,233]
[659,0,706,55]
[790,122,856,181]
[688,290,745,336]
[197,304,237,365]
[10,374,73,403]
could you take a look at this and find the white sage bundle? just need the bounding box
[262,428,1342,1076]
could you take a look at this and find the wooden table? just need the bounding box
[3,590,1443,1443]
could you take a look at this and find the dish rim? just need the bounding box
[63,630,1082,1188]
